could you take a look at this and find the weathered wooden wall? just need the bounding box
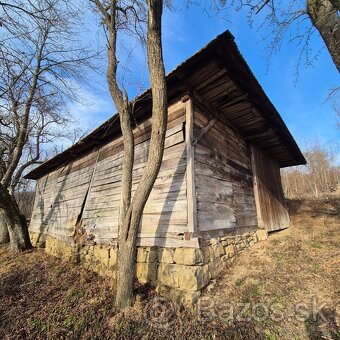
[250,145,290,231]
[29,147,100,242]
[193,106,258,236]
[29,100,198,248]
[29,97,290,248]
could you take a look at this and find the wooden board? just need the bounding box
[194,106,257,233]
[250,144,290,231]
[29,100,189,247]
[185,97,197,234]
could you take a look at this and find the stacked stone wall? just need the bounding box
[29,229,268,303]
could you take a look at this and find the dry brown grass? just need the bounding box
[0,249,260,339]
[202,197,340,340]
[0,197,339,339]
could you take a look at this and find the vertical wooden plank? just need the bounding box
[250,145,264,229]
[274,161,290,226]
[250,144,290,231]
[184,96,197,235]
[80,148,101,222]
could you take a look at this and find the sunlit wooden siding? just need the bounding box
[193,107,258,236]
[29,100,199,247]
[29,153,98,242]
[250,145,290,231]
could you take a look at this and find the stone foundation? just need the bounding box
[29,229,267,304]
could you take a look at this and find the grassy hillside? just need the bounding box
[0,198,339,339]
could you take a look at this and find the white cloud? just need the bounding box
[67,86,114,134]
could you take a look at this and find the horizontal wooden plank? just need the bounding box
[82,199,187,219]
[87,190,187,206]
[196,192,233,205]
[196,174,233,192]
[95,140,186,178]
[90,165,187,194]
[197,201,234,215]
[194,106,258,233]
[92,147,186,187]
[197,218,236,231]
[197,225,258,239]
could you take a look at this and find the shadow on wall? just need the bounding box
[251,146,291,231]
[154,147,186,248]
[137,144,186,281]
[36,164,73,245]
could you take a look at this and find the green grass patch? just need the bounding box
[242,284,263,302]
[235,277,246,287]
[29,317,47,331]
[312,263,321,272]
[250,285,262,298]
[55,265,68,278]
[64,315,75,327]
[310,242,323,249]
[74,316,86,332]
[264,329,276,340]
[70,289,86,298]
[272,253,286,264]
[269,294,285,305]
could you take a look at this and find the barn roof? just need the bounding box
[25,30,306,180]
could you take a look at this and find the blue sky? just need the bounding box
[70,2,339,163]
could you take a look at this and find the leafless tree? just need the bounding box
[14,180,35,220]
[335,102,340,129]
[0,1,53,21]
[0,0,97,251]
[306,0,339,71]
[281,141,339,198]
[205,0,339,72]
[92,0,167,310]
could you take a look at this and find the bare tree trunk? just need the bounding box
[0,184,31,252]
[115,0,167,311]
[0,211,9,244]
[307,0,340,71]
[93,0,167,310]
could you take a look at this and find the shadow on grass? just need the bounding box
[305,307,339,340]
[286,197,340,218]
[285,198,305,215]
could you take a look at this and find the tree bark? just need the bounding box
[0,183,31,252]
[96,0,135,229]
[115,0,167,311]
[93,0,167,311]
[0,211,9,244]
[307,0,340,71]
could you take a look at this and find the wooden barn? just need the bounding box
[26,30,306,302]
